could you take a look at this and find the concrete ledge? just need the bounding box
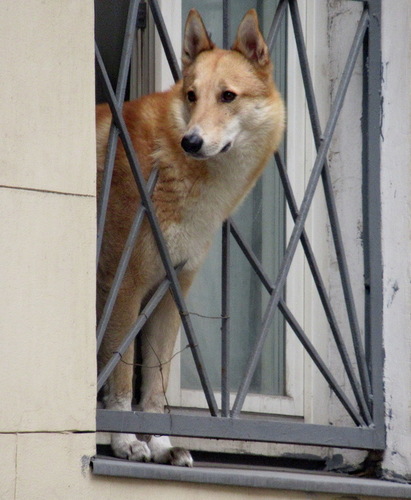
[91,455,411,498]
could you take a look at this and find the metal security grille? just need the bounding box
[95,0,384,452]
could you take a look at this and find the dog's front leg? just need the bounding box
[98,288,152,462]
[138,270,195,467]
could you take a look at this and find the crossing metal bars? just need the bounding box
[95,0,384,451]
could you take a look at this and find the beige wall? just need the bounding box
[0,1,406,499]
[0,0,96,435]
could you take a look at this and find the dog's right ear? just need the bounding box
[182,9,215,67]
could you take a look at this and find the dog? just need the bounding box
[96,8,285,466]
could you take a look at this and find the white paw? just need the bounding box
[148,435,193,467]
[111,433,151,462]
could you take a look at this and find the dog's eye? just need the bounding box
[187,90,196,103]
[221,91,237,103]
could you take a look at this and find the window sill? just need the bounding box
[91,454,411,499]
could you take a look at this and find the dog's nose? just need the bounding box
[181,133,203,154]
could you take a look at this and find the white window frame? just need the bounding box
[154,0,333,430]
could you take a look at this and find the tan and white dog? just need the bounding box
[96,9,284,466]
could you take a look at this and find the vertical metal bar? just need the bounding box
[95,45,218,416]
[222,0,229,50]
[221,0,231,410]
[362,0,384,436]
[147,0,182,82]
[97,0,141,264]
[221,220,231,417]
[231,13,369,419]
[289,0,373,409]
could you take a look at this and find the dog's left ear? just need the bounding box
[232,9,270,67]
[182,9,215,67]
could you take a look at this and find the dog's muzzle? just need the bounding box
[181,133,204,155]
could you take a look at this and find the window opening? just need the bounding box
[95,0,384,453]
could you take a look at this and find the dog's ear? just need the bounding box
[182,9,215,67]
[232,9,270,67]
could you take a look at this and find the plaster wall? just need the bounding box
[380,0,411,481]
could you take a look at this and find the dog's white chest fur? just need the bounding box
[163,152,252,270]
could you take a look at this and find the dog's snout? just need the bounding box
[181,133,203,154]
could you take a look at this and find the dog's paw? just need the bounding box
[111,433,151,462]
[167,447,194,467]
[148,435,193,467]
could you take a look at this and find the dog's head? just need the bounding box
[177,9,284,160]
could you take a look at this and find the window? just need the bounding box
[95,0,384,461]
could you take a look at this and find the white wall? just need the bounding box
[380,0,411,481]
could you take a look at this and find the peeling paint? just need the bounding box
[386,280,399,308]
[81,455,91,477]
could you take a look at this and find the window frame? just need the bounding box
[94,0,385,455]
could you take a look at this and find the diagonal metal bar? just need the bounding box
[289,0,373,410]
[96,0,141,264]
[97,273,173,392]
[267,0,289,53]
[97,168,158,352]
[275,152,372,425]
[95,44,218,415]
[148,0,182,82]
[229,220,365,426]
[222,0,229,49]
[231,10,369,419]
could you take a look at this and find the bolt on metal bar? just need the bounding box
[267,0,289,53]
[231,10,370,419]
[289,0,373,411]
[274,152,372,425]
[148,0,182,82]
[229,219,364,426]
[97,0,141,264]
[98,274,172,392]
[95,45,218,415]
[221,220,231,417]
[96,169,158,352]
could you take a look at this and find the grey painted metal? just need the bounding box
[229,219,364,427]
[148,0,182,82]
[95,0,384,452]
[222,0,229,50]
[289,0,373,415]
[96,409,383,450]
[220,0,230,419]
[91,458,411,497]
[97,274,172,392]
[362,0,384,432]
[97,168,158,351]
[274,150,366,411]
[231,7,370,420]
[267,0,288,53]
[221,220,231,418]
[97,0,141,264]
[95,44,218,415]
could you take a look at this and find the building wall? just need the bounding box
[380,0,411,481]
[0,1,409,499]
